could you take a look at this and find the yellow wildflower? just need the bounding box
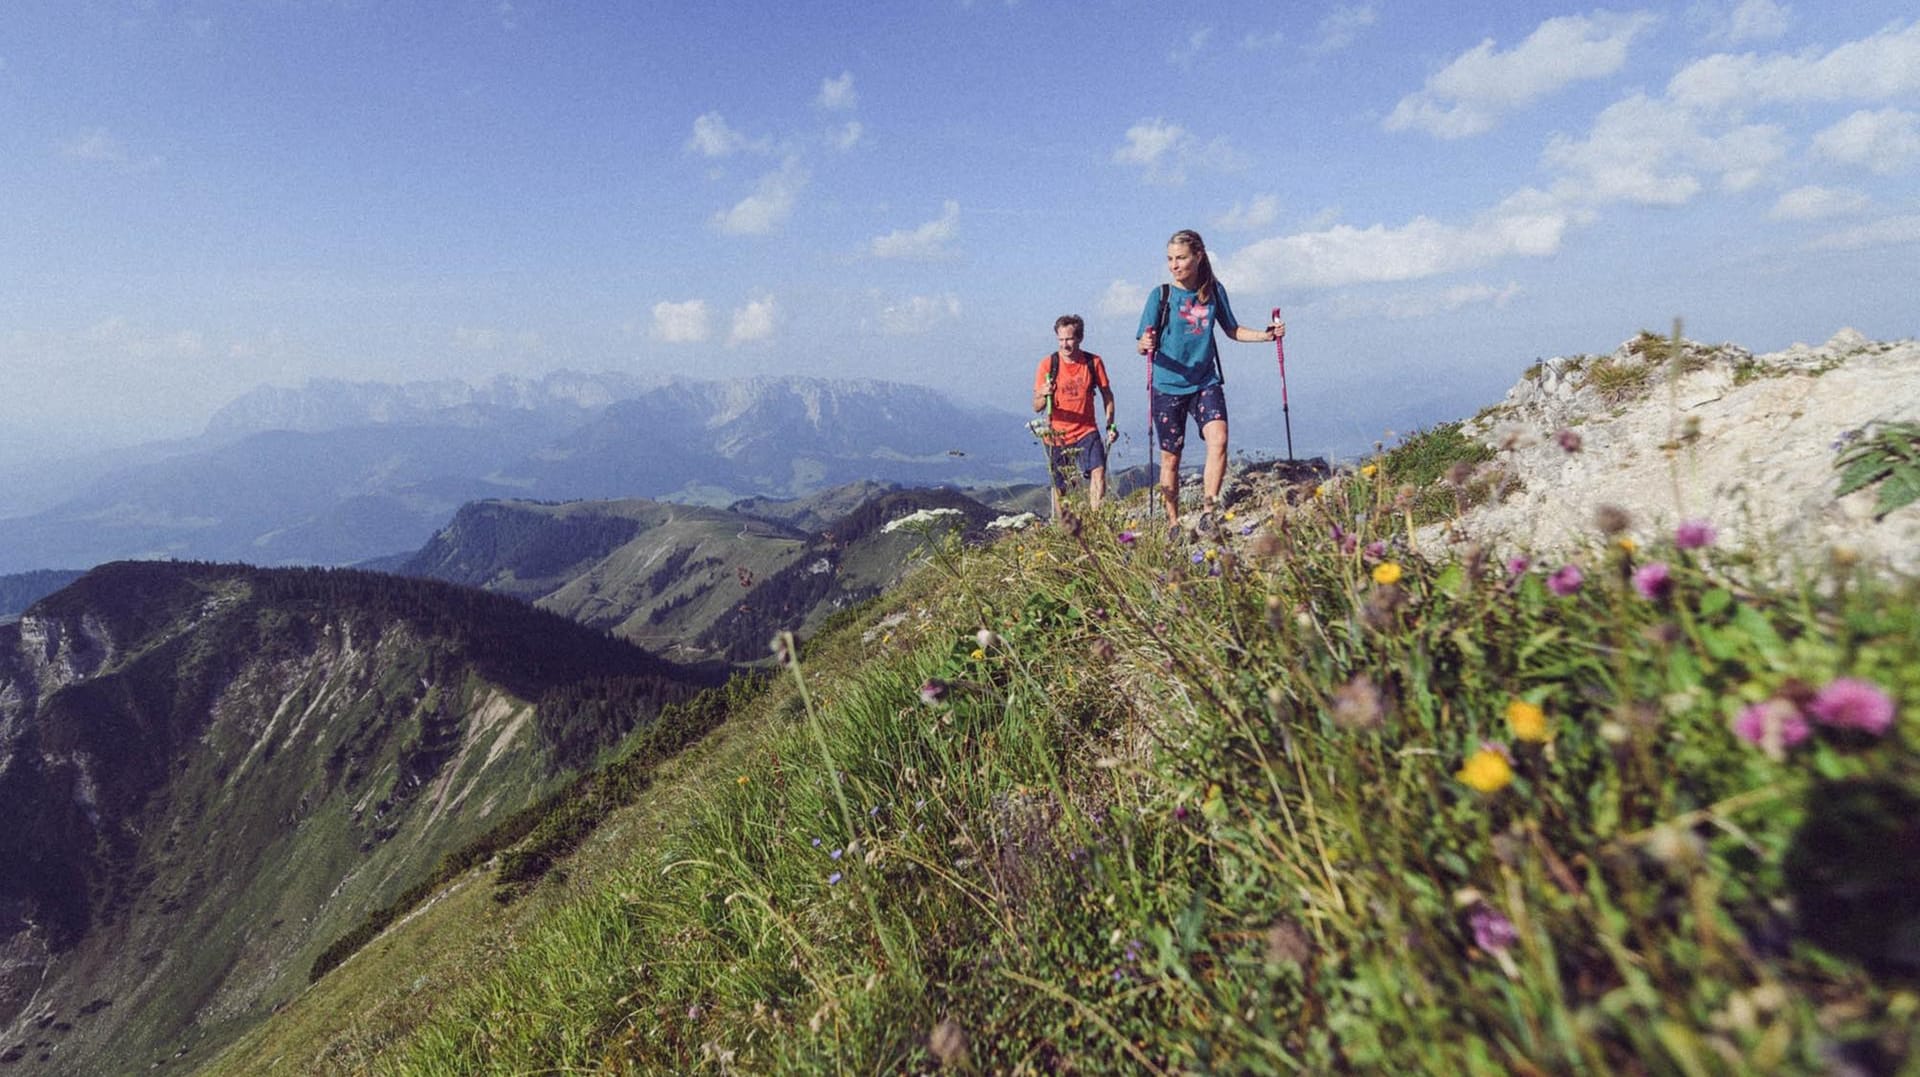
[1313,484,1326,499]
[1223,510,1237,521]
[969,648,986,661]
[1616,536,1637,554]
[1506,700,1550,742]
[1203,549,1218,561]
[1456,750,1513,793]
[1371,562,1403,586]
[736,775,750,786]
[1361,463,1379,478]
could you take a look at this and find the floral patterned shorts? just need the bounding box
[1151,384,1227,455]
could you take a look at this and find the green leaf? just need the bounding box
[1873,463,1920,517]
[1835,455,1891,498]
[1698,588,1733,618]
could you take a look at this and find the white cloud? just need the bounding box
[1385,11,1658,138]
[1169,26,1212,66]
[1213,194,1280,232]
[729,297,776,345]
[1113,119,1242,185]
[1100,280,1150,319]
[816,71,857,111]
[60,128,164,171]
[1542,93,1785,205]
[651,299,711,343]
[1326,281,1524,321]
[1669,19,1920,112]
[874,294,962,335]
[686,112,767,157]
[830,121,865,151]
[1769,185,1869,220]
[1807,214,1920,251]
[1222,189,1577,291]
[712,158,807,235]
[1241,29,1285,50]
[870,200,960,260]
[1812,108,1920,174]
[1704,0,1791,44]
[1311,4,1377,55]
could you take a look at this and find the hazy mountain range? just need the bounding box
[0,371,1042,575]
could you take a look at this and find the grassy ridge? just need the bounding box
[335,454,1915,1072]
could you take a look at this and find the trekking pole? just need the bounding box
[1271,306,1294,461]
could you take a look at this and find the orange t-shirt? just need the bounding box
[1032,352,1110,444]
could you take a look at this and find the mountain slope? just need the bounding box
[396,486,1008,665]
[0,562,710,1075]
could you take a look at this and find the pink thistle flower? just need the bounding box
[1468,906,1518,954]
[1674,519,1717,550]
[919,678,950,706]
[1555,428,1583,453]
[1117,530,1138,547]
[1506,556,1531,577]
[1732,699,1811,756]
[1546,564,1584,596]
[1807,677,1896,736]
[1632,562,1673,600]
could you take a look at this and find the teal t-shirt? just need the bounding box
[1136,282,1242,395]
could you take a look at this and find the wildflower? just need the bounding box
[919,678,950,706]
[1503,700,1548,742]
[1239,522,1256,535]
[968,648,985,661]
[1312,484,1326,499]
[1467,906,1519,954]
[1674,519,1717,549]
[1732,698,1811,757]
[1203,548,1217,562]
[1594,504,1632,535]
[1632,562,1674,600]
[1224,510,1237,521]
[830,847,844,860]
[1089,638,1116,664]
[1506,556,1530,577]
[1371,562,1403,586]
[1616,536,1638,555]
[770,630,798,666]
[1807,677,1896,735]
[1445,461,1476,487]
[1117,530,1138,547]
[929,1018,970,1068]
[811,838,822,847]
[1456,748,1514,793]
[1547,563,1584,596]
[1331,674,1386,731]
[881,507,964,533]
[975,628,1000,651]
[1190,550,1205,564]
[1364,540,1388,561]
[1555,428,1583,453]
[736,774,750,786]
[827,871,843,885]
[1361,463,1379,478]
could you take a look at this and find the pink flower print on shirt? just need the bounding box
[1179,297,1212,335]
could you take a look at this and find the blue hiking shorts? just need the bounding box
[1047,429,1108,492]
[1151,384,1228,455]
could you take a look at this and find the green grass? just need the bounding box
[294,471,1920,1074]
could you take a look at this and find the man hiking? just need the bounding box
[1032,314,1117,523]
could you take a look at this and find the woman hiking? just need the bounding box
[1136,228,1284,538]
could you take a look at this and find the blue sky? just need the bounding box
[3,1,1916,471]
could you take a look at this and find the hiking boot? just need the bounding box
[1195,507,1219,539]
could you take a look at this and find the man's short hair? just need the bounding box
[1054,314,1084,338]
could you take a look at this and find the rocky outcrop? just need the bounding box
[1436,329,1920,577]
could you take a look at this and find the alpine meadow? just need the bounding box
[4,3,1919,1074]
